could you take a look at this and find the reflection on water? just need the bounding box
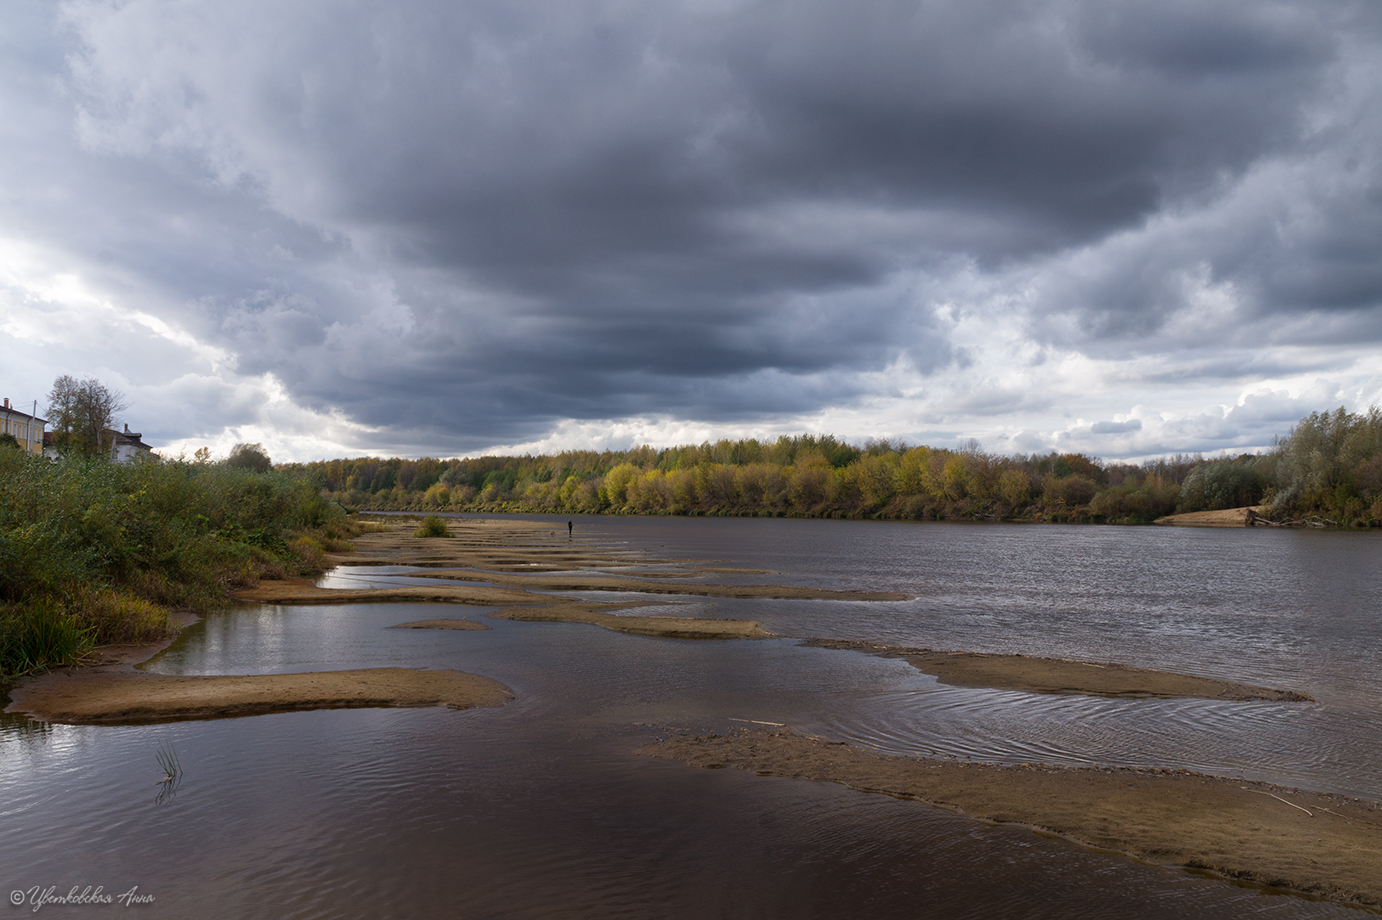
[2,517,1379,918]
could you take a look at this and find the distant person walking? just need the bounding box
[567,520,573,538]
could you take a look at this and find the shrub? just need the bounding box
[1177,457,1267,513]
[0,449,350,677]
[414,515,450,538]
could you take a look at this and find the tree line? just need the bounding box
[279,408,1382,526]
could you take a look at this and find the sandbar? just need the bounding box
[389,618,490,630]
[490,601,776,640]
[233,580,538,606]
[4,622,512,725]
[229,521,805,641]
[802,639,1308,701]
[417,569,910,601]
[644,728,1382,907]
[7,660,511,725]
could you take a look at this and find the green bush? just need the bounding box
[1176,457,1268,513]
[414,515,450,538]
[0,450,350,678]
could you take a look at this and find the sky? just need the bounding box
[2,0,1380,463]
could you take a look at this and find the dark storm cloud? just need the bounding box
[14,0,1381,452]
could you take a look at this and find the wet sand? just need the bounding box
[235,521,794,641]
[233,579,540,606]
[644,728,1382,908]
[389,618,490,630]
[417,569,910,601]
[803,639,1310,701]
[490,601,775,640]
[5,630,512,725]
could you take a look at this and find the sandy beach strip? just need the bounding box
[644,728,1382,907]
[416,569,910,601]
[489,601,776,640]
[388,618,491,630]
[234,578,775,640]
[232,579,540,606]
[7,659,512,724]
[802,639,1310,701]
[1154,506,1267,526]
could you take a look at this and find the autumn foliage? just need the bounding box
[278,409,1382,527]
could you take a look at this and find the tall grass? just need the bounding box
[0,451,353,679]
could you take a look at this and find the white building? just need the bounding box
[41,423,155,463]
[108,424,154,463]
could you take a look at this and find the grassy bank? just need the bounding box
[0,450,353,679]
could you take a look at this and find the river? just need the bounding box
[2,516,1379,918]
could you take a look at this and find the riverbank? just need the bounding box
[1155,506,1265,526]
[644,728,1382,907]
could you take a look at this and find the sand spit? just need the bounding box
[644,729,1382,908]
[803,639,1310,701]
[388,618,490,630]
[328,520,675,572]
[417,569,910,601]
[231,522,781,641]
[490,601,776,640]
[234,577,776,642]
[7,661,512,725]
[1155,507,1268,527]
[233,580,538,607]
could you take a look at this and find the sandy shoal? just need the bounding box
[233,579,540,606]
[490,601,775,640]
[7,660,511,725]
[417,569,910,601]
[327,520,673,571]
[228,521,792,641]
[4,619,512,725]
[644,728,1382,907]
[335,522,904,599]
[802,639,1309,701]
[388,618,490,630]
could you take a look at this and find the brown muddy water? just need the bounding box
[2,517,1379,918]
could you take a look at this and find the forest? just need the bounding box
[281,407,1382,526]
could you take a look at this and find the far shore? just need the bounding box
[644,728,1382,908]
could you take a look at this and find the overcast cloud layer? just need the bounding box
[2,0,1380,461]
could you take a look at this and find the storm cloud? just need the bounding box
[1,0,1379,459]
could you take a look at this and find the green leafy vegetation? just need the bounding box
[414,515,450,538]
[0,450,352,679]
[282,408,1382,528]
[1270,407,1382,523]
[44,375,126,459]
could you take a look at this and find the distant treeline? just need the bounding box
[282,407,1382,526]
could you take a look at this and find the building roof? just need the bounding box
[111,425,154,452]
[0,398,45,423]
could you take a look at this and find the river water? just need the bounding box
[2,517,1379,918]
